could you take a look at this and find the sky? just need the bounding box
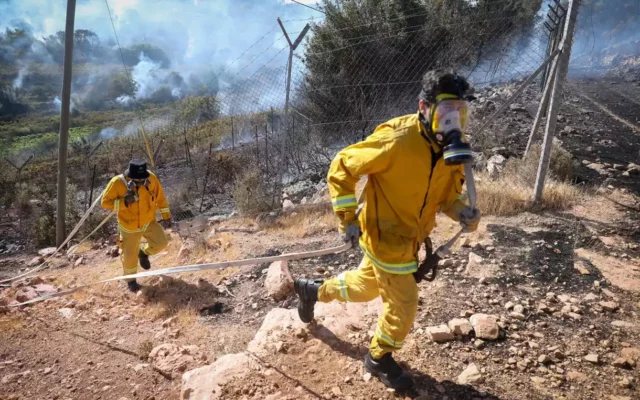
[0,0,324,73]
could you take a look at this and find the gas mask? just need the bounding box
[131,178,150,187]
[425,94,473,165]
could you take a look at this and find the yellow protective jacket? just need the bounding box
[101,171,171,233]
[328,112,465,275]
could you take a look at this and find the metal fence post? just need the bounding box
[533,0,581,203]
[277,18,310,187]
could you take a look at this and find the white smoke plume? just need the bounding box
[12,66,27,89]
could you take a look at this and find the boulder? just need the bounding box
[182,301,382,397]
[470,313,500,340]
[181,353,258,400]
[264,261,294,301]
[149,344,207,379]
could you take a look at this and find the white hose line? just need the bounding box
[0,196,104,284]
[67,212,115,254]
[10,242,353,307]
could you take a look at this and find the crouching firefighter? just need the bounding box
[101,159,172,292]
[294,70,480,390]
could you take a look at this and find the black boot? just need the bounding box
[127,280,141,293]
[364,352,414,390]
[293,278,323,323]
[138,249,151,270]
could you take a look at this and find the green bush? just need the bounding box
[232,168,276,215]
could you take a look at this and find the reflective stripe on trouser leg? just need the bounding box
[317,257,379,303]
[141,220,169,256]
[119,228,143,282]
[369,263,419,359]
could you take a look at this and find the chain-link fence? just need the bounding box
[3,0,634,251]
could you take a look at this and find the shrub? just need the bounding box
[475,143,581,216]
[232,168,276,215]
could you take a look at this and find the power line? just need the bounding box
[289,0,325,14]
[103,0,154,165]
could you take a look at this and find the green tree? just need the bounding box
[121,43,171,68]
[178,95,220,125]
[300,0,541,143]
[109,71,138,99]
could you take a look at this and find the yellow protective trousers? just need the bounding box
[318,256,419,359]
[118,220,168,281]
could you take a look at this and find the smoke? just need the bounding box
[12,66,27,89]
[53,96,61,110]
[116,95,134,107]
[99,127,117,139]
[0,0,318,74]
[132,53,163,98]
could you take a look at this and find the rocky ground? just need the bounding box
[1,66,640,399]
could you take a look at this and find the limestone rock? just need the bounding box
[57,308,75,319]
[282,199,295,210]
[181,353,257,400]
[611,320,635,329]
[599,301,619,312]
[458,363,484,385]
[426,325,455,342]
[487,155,506,178]
[38,247,57,257]
[567,370,587,383]
[15,286,38,302]
[28,257,44,267]
[584,354,599,364]
[149,343,207,379]
[612,357,631,369]
[470,313,500,340]
[264,261,294,301]
[620,348,640,362]
[574,260,591,275]
[448,318,473,336]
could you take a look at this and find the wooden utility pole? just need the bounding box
[56,0,77,246]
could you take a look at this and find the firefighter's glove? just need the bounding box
[338,210,360,248]
[160,218,172,230]
[446,199,480,232]
[123,190,138,207]
[414,238,439,283]
[458,207,481,233]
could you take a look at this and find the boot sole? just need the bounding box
[364,358,414,390]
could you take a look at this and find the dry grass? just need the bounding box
[137,338,155,360]
[475,173,583,216]
[475,143,583,216]
[265,208,336,238]
[0,315,25,331]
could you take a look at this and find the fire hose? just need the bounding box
[9,167,478,307]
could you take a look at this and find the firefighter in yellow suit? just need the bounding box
[101,159,171,292]
[294,71,480,389]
